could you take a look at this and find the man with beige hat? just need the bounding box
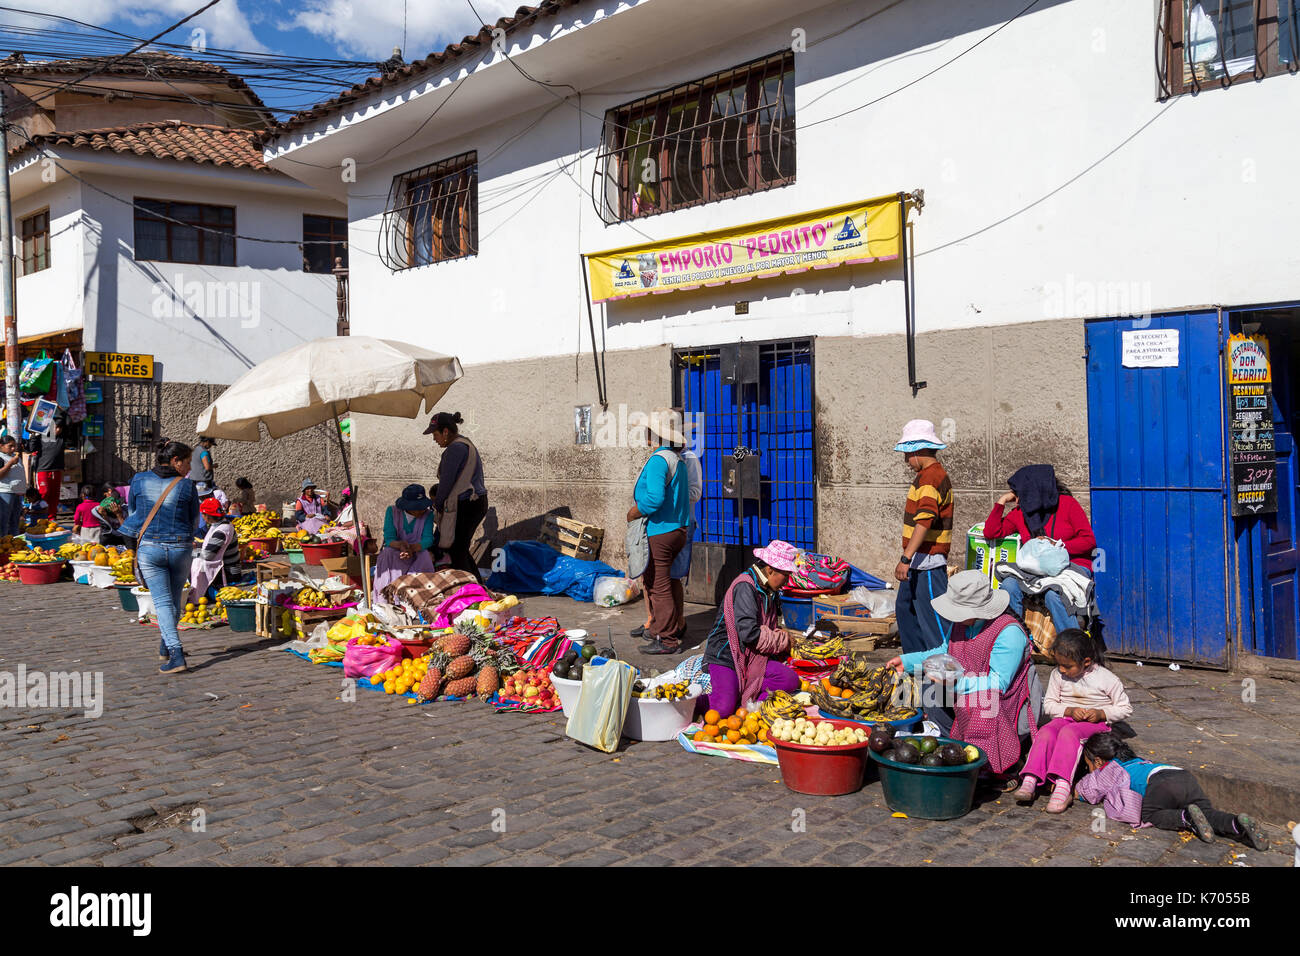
[627,408,692,654]
[891,419,955,656]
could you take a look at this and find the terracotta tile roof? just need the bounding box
[0,51,274,120]
[11,120,268,172]
[264,0,583,141]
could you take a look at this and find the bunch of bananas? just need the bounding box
[810,661,918,721]
[56,543,80,558]
[759,689,807,725]
[294,587,333,608]
[9,548,60,563]
[216,585,253,603]
[793,632,845,660]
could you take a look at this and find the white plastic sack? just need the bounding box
[1018,537,1070,577]
[566,659,636,753]
[849,586,896,617]
[594,575,641,607]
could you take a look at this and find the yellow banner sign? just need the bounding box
[585,195,902,304]
[85,351,154,379]
[1227,333,1271,385]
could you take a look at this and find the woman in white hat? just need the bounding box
[887,569,1038,778]
[699,541,799,717]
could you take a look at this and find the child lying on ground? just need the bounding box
[1076,731,1268,850]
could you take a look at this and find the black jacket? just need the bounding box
[703,566,782,669]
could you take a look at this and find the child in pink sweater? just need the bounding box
[1014,629,1132,813]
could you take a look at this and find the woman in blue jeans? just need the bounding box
[0,435,27,536]
[119,440,200,674]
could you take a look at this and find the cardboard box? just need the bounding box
[965,522,1020,589]
[810,592,896,639]
[320,555,364,589]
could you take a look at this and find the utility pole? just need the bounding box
[0,82,20,445]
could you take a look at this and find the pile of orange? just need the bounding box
[692,707,768,745]
[820,677,854,698]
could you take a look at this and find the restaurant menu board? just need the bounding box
[1228,334,1277,516]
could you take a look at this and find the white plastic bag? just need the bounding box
[594,575,640,607]
[849,586,896,617]
[566,659,636,753]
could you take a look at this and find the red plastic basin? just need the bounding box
[769,717,874,796]
[247,535,282,554]
[300,540,348,565]
[16,561,65,585]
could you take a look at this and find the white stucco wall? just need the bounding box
[76,168,343,384]
[13,176,84,341]
[299,0,1300,365]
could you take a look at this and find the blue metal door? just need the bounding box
[676,341,815,549]
[1085,311,1230,665]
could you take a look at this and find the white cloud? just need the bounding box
[286,0,522,61]
[6,1,270,54]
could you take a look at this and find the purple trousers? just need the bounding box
[701,659,800,717]
[1022,717,1110,784]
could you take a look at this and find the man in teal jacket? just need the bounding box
[628,408,691,653]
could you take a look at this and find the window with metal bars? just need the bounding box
[592,52,795,225]
[19,209,50,276]
[1158,1,1300,98]
[302,214,348,273]
[133,198,235,266]
[379,151,478,271]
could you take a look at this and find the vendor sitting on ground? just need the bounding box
[373,484,437,602]
[189,497,241,600]
[295,479,336,534]
[699,540,800,718]
[887,569,1038,778]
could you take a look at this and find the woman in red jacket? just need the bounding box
[984,464,1096,632]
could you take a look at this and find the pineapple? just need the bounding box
[417,651,450,702]
[443,675,477,698]
[439,632,471,657]
[444,654,476,680]
[475,663,500,699]
[496,647,520,676]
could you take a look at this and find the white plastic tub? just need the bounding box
[623,684,702,741]
[87,564,116,588]
[131,586,155,620]
[70,560,94,585]
[552,674,583,719]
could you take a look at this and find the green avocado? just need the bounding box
[915,736,938,755]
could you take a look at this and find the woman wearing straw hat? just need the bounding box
[887,569,1038,776]
[891,419,955,656]
[699,541,798,717]
[627,408,691,654]
[373,484,438,602]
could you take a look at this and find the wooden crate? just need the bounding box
[538,515,604,560]
[254,561,293,638]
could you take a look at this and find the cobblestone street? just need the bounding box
[0,583,1293,867]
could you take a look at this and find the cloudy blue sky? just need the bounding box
[3,0,523,68]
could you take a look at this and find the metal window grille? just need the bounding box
[1158,1,1298,99]
[133,198,235,266]
[592,52,795,225]
[674,339,816,550]
[379,151,478,271]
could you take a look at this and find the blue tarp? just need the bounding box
[847,563,888,590]
[486,540,623,602]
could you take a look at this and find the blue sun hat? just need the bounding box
[893,419,947,453]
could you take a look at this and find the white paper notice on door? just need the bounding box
[1121,329,1179,368]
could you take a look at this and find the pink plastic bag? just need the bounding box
[430,583,494,628]
[343,635,402,679]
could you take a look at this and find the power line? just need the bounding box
[10,0,227,110]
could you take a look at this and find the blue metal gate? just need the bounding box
[675,340,815,550]
[1085,311,1230,665]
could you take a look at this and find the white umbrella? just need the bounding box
[196,336,463,605]
[196,336,462,440]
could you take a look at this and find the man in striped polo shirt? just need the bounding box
[892,420,954,655]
